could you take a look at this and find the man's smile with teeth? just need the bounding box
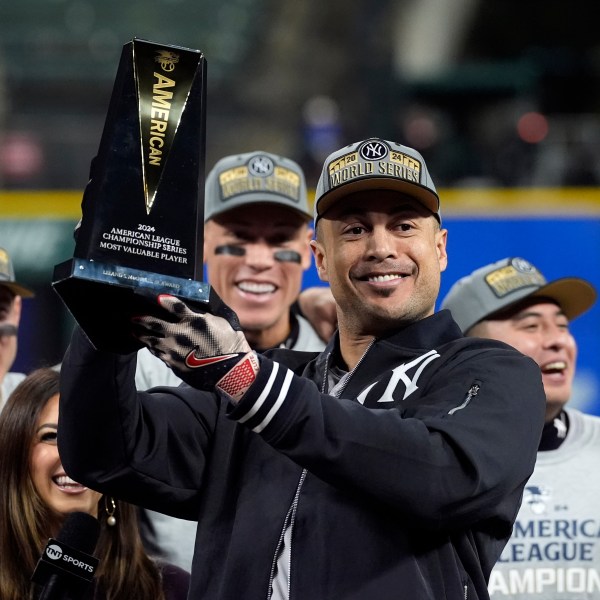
[542,360,567,373]
[367,274,406,282]
[237,281,277,294]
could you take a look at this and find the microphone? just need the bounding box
[31,511,101,600]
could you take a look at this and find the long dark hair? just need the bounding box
[0,367,166,599]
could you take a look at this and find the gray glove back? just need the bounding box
[132,294,252,391]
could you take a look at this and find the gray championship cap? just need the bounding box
[204,150,311,222]
[313,137,440,224]
[441,257,597,333]
[0,247,34,297]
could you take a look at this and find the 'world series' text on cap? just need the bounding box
[313,138,440,224]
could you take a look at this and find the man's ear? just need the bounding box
[310,239,329,282]
[301,227,314,271]
[436,228,448,273]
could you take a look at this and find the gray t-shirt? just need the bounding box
[489,407,600,599]
[0,372,26,411]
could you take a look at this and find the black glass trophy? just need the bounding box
[53,38,216,354]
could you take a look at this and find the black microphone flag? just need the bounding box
[31,511,100,600]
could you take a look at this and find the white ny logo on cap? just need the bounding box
[360,140,388,160]
[248,155,274,176]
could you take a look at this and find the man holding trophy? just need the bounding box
[57,69,546,600]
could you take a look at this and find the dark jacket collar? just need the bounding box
[321,309,461,358]
[314,309,463,380]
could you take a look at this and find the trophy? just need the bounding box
[53,38,217,354]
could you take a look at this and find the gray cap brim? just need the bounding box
[0,281,35,298]
[316,176,440,222]
[450,276,596,333]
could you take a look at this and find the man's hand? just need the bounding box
[132,294,258,400]
[297,286,337,342]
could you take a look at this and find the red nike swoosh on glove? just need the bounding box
[185,351,239,369]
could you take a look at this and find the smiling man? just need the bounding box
[59,138,546,599]
[202,157,315,352]
[441,257,599,599]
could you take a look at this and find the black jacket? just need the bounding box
[58,310,545,599]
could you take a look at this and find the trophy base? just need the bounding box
[53,257,213,354]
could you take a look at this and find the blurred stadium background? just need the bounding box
[1,0,599,412]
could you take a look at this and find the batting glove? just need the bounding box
[132,294,259,400]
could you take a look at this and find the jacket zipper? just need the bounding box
[448,382,480,415]
[328,339,375,397]
[266,339,375,599]
[267,469,307,600]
